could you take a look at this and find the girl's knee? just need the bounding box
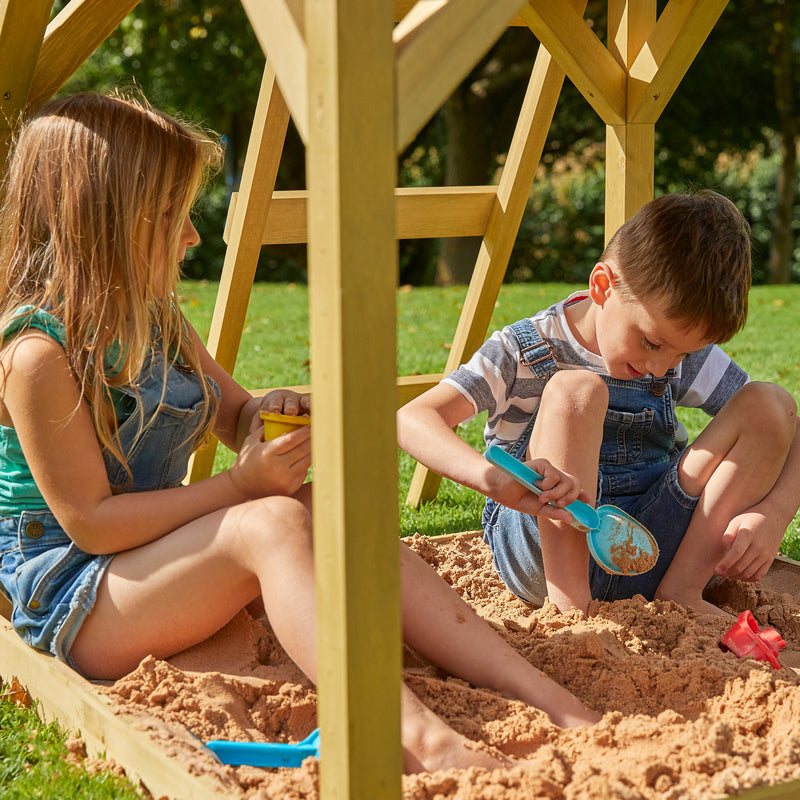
[228,495,313,552]
[542,370,609,418]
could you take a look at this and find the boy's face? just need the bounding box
[590,263,712,380]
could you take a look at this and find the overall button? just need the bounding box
[28,600,40,610]
[25,521,45,539]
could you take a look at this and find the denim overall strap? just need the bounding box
[506,319,558,459]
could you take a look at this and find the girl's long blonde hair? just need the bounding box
[0,91,223,474]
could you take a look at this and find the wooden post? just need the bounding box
[604,0,656,241]
[306,0,402,798]
[0,0,51,164]
[187,62,290,483]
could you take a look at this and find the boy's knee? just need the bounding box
[542,370,609,418]
[736,381,797,442]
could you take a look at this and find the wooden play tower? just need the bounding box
[0,2,742,799]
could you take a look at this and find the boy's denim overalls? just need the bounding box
[482,318,699,606]
[0,309,218,668]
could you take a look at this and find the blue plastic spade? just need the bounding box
[206,728,320,768]
[485,445,659,576]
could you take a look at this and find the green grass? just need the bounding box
[0,684,140,799]
[178,280,800,559]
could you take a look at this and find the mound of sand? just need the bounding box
[100,534,800,800]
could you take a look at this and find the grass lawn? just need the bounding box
[179,279,800,559]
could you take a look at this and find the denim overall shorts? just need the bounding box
[482,318,699,606]
[0,319,218,669]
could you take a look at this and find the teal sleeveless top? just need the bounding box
[0,307,68,514]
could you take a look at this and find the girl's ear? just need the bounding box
[588,262,615,305]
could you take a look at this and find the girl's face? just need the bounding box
[589,262,711,380]
[142,213,200,295]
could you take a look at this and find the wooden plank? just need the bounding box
[520,0,626,125]
[394,0,526,150]
[241,0,308,143]
[306,0,402,797]
[604,122,655,242]
[0,618,236,800]
[244,373,440,407]
[27,0,140,112]
[224,186,497,244]
[395,0,527,26]
[0,0,51,163]
[406,2,581,505]
[186,62,290,485]
[628,0,728,124]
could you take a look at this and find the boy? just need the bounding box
[398,191,800,616]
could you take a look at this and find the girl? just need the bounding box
[0,92,599,773]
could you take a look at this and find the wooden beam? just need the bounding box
[394,0,526,150]
[241,0,308,143]
[395,0,528,26]
[186,62,290,484]
[0,0,51,163]
[306,0,402,796]
[245,373,440,407]
[0,619,235,800]
[604,0,656,240]
[27,0,140,112]
[224,186,497,244]
[604,123,654,240]
[406,1,582,506]
[628,0,728,124]
[520,0,626,125]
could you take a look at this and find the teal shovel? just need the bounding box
[485,445,659,576]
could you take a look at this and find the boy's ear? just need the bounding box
[588,262,615,305]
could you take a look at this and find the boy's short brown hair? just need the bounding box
[602,190,751,343]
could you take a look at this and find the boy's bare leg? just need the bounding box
[656,382,797,615]
[527,370,609,614]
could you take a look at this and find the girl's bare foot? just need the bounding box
[401,684,512,773]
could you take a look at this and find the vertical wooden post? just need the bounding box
[306,0,402,798]
[0,0,51,165]
[604,0,656,242]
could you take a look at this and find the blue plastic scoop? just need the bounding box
[206,728,320,768]
[485,445,659,576]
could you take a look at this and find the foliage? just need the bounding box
[508,141,799,285]
[50,1,798,285]
[0,685,139,799]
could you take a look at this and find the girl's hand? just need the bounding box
[249,389,311,435]
[487,457,589,522]
[229,425,312,499]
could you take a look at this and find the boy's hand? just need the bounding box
[715,510,784,582]
[230,425,312,499]
[489,457,590,523]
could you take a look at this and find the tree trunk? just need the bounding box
[768,1,798,285]
[434,83,491,286]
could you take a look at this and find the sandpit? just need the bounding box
[100,534,800,800]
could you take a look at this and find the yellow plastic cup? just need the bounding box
[260,411,311,440]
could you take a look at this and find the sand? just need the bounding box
[99,534,800,800]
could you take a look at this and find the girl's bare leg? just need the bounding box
[398,542,600,733]
[657,382,797,615]
[71,489,596,773]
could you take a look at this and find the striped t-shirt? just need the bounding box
[444,291,750,452]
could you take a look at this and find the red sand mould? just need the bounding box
[100,534,800,800]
